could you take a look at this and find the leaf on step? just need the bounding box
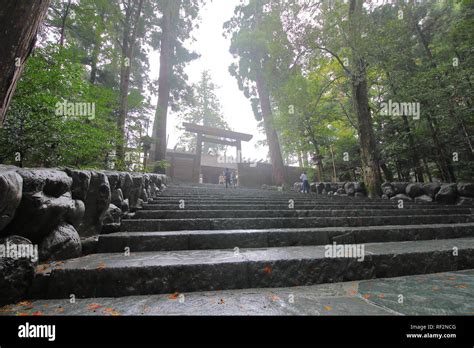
[55,307,65,314]
[32,311,43,316]
[97,262,107,270]
[263,266,272,275]
[103,308,121,316]
[362,294,371,299]
[0,306,13,313]
[87,303,102,311]
[378,294,385,298]
[17,300,33,307]
[324,306,332,311]
[168,292,179,300]
[218,298,225,305]
[455,284,467,289]
[270,295,280,302]
[16,312,30,316]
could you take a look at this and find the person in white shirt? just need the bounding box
[300,171,310,193]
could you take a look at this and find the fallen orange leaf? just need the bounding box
[324,306,332,311]
[168,292,179,300]
[32,311,43,316]
[218,298,225,304]
[87,303,102,311]
[455,284,467,288]
[55,307,65,314]
[97,262,106,270]
[17,301,33,307]
[103,308,121,316]
[263,266,272,275]
[362,294,371,299]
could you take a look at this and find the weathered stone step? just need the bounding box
[121,214,473,232]
[36,238,474,298]
[9,270,474,315]
[134,208,473,220]
[142,203,469,211]
[98,223,474,252]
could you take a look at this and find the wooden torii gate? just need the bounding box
[182,122,253,183]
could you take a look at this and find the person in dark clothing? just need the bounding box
[224,168,231,188]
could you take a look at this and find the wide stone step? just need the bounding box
[143,203,466,210]
[134,208,473,219]
[8,270,474,315]
[120,214,473,231]
[98,223,474,252]
[36,238,474,298]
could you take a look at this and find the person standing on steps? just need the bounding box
[300,171,310,194]
[224,168,231,189]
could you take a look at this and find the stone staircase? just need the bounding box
[32,183,474,309]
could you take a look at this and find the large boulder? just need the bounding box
[415,194,433,203]
[312,182,324,194]
[381,182,395,197]
[457,183,474,198]
[65,169,91,201]
[423,183,441,198]
[344,182,355,196]
[456,196,474,206]
[390,193,412,201]
[405,183,424,198]
[0,165,23,232]
[391,182,408,195]
[128,174,144,211]
[0,235,37,306]
[1,169,77,243]
[120,172,134,203]
[354,182,365,194]
[105,171,126,212]
[102,204,122,234]
[39,223,81,262]
[435,184,458,204]
[78,171,111,237]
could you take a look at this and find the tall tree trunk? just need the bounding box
[0,0,50,125]
[59,0,72,47]
[150,0,181,172]
[254,68,286,186]
[383,69,424,182]
[425,112,456,182]
[116,0,143,165]
[349,0,382,197]
[422,157,432,182]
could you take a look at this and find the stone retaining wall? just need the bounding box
[292,181,367,197]
[0,165,166,262]
[380,182,474,205]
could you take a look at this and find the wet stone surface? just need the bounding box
[1,270,472,316]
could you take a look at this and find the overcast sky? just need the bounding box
[149,0,269,162]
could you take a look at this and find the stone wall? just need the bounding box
[298,181,367,197]
[0,165,166,305]
[0,165,167,261]
[380,182,474,205]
